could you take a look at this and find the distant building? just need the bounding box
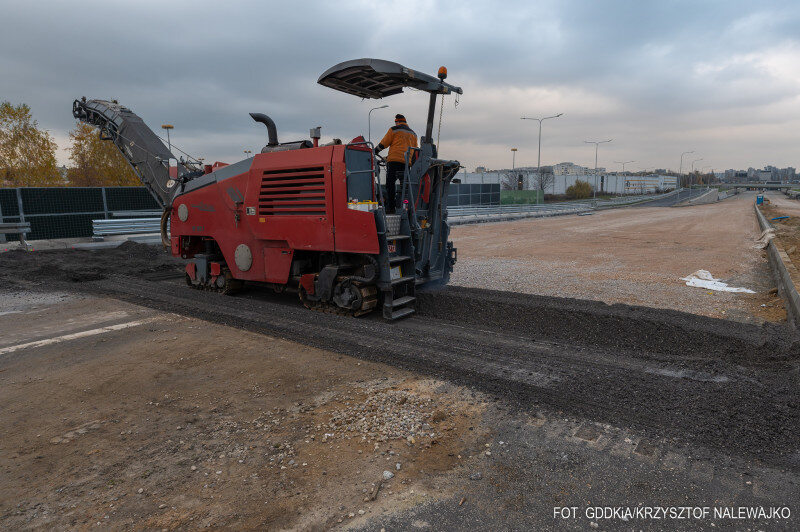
[552,162,604,175]
[617,174,677,194]
[721,166,797,183]
[746,166,795,182]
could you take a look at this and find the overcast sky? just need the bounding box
[2,0,800,173]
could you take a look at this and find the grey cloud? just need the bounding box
[1,0,799,170]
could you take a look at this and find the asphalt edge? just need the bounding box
[755,201,800,329]
[673,187,718,207]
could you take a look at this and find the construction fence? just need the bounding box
[446,183,501,207]
[500,190,543,204]
[2,183,500,241]
[0,187,159,241]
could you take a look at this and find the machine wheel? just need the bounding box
[185,267,243,295]
[219,271,244,295]
[299,281,378,316]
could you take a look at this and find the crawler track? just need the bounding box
[2,244,799,470]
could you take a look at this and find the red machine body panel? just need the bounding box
[169,144,379,284]
[247,147,335,251]
[332,144,380,255]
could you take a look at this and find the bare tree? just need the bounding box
[501,171,524,190]
[535,171,554,197]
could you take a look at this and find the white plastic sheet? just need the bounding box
[681,270,755,293]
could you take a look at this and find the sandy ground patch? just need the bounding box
[0,295,486,529]
[450,192,784,323]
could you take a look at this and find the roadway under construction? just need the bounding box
[2,243,797,468]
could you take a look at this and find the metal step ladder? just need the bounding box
[379,214,416,320]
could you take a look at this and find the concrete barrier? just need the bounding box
[677,188,718,206]
[755,203,800,329]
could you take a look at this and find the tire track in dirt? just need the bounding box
[66,274,800,471]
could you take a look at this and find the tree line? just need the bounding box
[0,101,139,187]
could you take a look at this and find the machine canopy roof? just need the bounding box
[318,58,463,99]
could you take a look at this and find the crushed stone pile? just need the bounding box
[323,390,437,444]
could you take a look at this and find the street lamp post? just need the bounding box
[161,124,174,155]
[243,149,252,158]
[678,150,694,198]
[585,139,613,199]
[511,148,518,170]
[368,104,389,144]
[614,160,635,173]
[521,113,563,181]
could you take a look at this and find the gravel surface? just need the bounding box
[449,192,783,323]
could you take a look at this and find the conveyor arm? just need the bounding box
[72,98,180,208]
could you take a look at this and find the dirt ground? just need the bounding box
[1,244,798,529]
[450,192,785,323]
[0,293,488,529]
[762,193,800,266]
[2,195,799,529]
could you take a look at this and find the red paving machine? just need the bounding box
[73,59,463,319]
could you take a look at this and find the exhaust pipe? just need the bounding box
[249,113,278,146]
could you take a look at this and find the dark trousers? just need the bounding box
[385,161,405,214]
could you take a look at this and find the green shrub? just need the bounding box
[566,179,592,199]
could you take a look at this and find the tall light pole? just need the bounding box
[511,148,518,169]
[614,160,635,173]
[161,124,174,155]
[678,150,694,197]
[521,113,563,179]
[585,139,613,199]
[243,149,252,158]
[368,104,389,143]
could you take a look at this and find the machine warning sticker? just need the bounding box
[388,242,397,254]
[390,265,402,280]
[246,207,256,215]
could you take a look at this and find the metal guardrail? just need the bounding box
[0,222,32,245]
[595,189,679,207]
[93,218,164,237]
[111,210,162,218]
[449,202,592,217]
[448,191,678,221]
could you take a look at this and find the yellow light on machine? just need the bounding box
[438,66,447,80]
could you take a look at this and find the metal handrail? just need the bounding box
[345,139,385,206]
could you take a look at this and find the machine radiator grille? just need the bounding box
[258,166,326,216]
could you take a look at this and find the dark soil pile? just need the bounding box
[1,242,182,284]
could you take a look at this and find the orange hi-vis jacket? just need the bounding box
[378,122,418,163]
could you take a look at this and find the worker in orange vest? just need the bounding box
[375,114,418,213]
